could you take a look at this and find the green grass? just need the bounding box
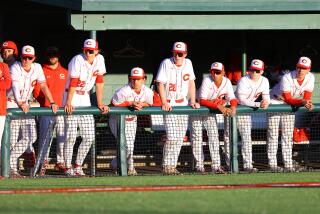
[1,173,320,214]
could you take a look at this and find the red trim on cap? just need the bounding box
[296,63,311,69]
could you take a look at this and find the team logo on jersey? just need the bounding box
[31,80,37,87]
[218,94,226,100]
[77,80,86,87]
[183,74,190,81]
[59,73,65,79]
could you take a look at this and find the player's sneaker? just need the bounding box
[74,164,85,176]
[212,166,227,174]
[64,168,75,176]
[243,167,258,173]
[10,170,24,179]
[54,162,65,172]
[128,167,138,176]
[270,166,284,173]
[39,160,48,177]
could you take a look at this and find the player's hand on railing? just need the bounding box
[161,102,172,111]
[190,102,200,109]
[64,103,74,115]
[260,99,269,109]
[304,100,314,111]
[50,103,59,113]
[132,101,143,111]
[98,104,109,114]
[18,102,29,113]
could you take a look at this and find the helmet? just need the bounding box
[1,41,18,57]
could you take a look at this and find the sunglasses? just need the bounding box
[173,52,185,57]
[85,50,95,54]
[22,56,34,61]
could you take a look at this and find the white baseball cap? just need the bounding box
[297,56,311,69]
[172,42,187,53]
[21,45,35,57]
[129,67,146,79]
[250,59,264,71]
[83,39,99,50]
[210,62,224,71]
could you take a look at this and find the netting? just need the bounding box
[4,109,320,178]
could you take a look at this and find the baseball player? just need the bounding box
[156,41,200,175]
[33,47,68,176]
[191,62,237,174]
[109,67,153,175]
[268,56,314,172]
[235,59,270,173]
[0,62,11,157]
[1,40,18,67]
[64,39,109,176]
[8,45,58,178]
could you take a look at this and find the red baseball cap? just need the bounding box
[83,39,99,50]
[21,45,35,57]
[129,67,146,80]
[1,41,18,57]
[172,42,187,53]
[250,59,264,71]
[296,56,311,69]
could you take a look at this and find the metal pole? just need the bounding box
[229,116,239,173]
[1,116,11,177]
[118,115,127,176]
[241,31,247,77]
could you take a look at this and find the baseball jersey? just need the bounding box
[0,62,11,115]
[270,70,315,103]
[156,57,195,102]
[236,75,270,107]
[65,53,106,107]
[7,61,46,108]
[111,84,153,106]
[34,63,68,107]
[199,75,236,102]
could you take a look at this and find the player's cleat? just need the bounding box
[54,162,65,172]
[270,166,284,173]
[243,167,258,173]
[163,166,180,175]
[64,168,75,176]
[212,166,227,174]
[10,170,24,179]
[39,160,48,177]
[74,164,85,176]
[195,166,206,174]
[128,168,138,176]
[284,167,298,173]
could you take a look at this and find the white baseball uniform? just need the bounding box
[156,57,195,168]
[64,53,106,169]
[268,70,314,169]
[7,61,45,172]
[191,76,236,170]
[235,75,270,169]
[109,84,153,170]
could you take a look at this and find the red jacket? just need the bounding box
[0,62,11,115]
[33,63,68,107]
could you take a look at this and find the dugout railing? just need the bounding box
[1,104,320,178]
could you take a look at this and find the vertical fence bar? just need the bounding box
[1,116,11,177]
[229,116,239,173]
[117,114,127,176]
[90,139,96,176]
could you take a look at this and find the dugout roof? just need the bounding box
[28,0,320,30]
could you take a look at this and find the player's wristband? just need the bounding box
[50,102,56,107]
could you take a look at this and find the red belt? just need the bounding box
[167,98,184,103]
[125,117,136,122]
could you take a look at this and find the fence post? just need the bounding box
[117,114,127,176]
[1,116,11,177]
[90,139,96,176]
[229,115,239,173]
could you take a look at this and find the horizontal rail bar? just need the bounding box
[6,104,320,116]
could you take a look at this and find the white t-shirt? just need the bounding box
[7,62,46,108]
[156,57,195,104]
[199,76,236,103]
[270,70,315,104]
[65,53,106,107]
[236,75,270,107]
[111,84,153,106]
